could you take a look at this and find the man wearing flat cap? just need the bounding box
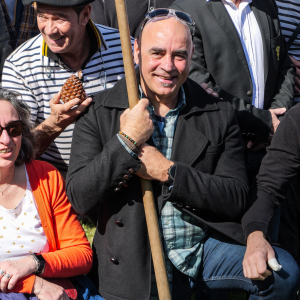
[1,0,133,177]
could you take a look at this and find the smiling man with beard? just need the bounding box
[67,9,299,300]
[2,0,134,177]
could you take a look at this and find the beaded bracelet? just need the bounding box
[119,131,139,148]
[118,133,138,153]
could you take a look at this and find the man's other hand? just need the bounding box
[269,107,286,134]
[200,82,219,98]
[120,98,154,145]
[243,231,274,281]
[290,56,300,94]
[136,144,173,181]
[48,92,92,131]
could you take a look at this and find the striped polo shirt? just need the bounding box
[276,0,300,102]
[2,20,134,174]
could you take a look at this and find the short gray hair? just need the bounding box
[0,89,36,165]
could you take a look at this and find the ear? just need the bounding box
[81,4,92,26]
[134,39,140,66]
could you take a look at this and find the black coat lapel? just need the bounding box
[206,0,250,79]
[171,116,209,165]
[250,0,270,83]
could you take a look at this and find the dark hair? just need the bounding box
[0,89,36,166]
[73,4,87,19]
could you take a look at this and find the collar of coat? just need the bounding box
[93,68,221,117]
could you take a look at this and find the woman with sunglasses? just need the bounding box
[0,89,96,300]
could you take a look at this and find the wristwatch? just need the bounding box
[164,164,176,187]
[31,254,46,275]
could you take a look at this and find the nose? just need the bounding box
[0,128,12,145]
[160,54,176,73]
[43,19,58,36]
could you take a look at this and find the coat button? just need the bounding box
[123,174,130,180]
[119,181,125,187]
[115,220,124,227]
[192,208,198,212]
[185,206,191,209]
[177,203,184,208]
[247,90,253,96]
[128,168,135,174]
[114,187,121,192]
[110,257,119,265]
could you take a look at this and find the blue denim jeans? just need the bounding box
[171,234,300,300]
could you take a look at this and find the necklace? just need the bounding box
[0,171,15,195]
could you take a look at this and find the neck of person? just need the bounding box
[141,83,179,117]
[0,164,15,187]
[231,0,242,8]
[59,29,91,72]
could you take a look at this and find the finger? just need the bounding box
[69,97,93,115]
[49,92,61,106]
[273,107,286,115]
[7,274,17,290]
[268,258,282,272]
[1,274,11,292]
[61,97,83,112]
[212,92,219,97]
[200,82,208,90]
[139,98,150,108]
[206,88,213,95]
[296,86,300,94]
[247,140,253,149]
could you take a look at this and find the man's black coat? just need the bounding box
[170,0,295,143]
[66,74,248,300]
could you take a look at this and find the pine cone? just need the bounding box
[61,75,85,103]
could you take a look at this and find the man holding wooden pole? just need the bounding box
[66,9,299,300]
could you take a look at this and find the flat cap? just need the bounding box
[23,0,94,6]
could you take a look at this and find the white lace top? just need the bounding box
[0,167,49,261]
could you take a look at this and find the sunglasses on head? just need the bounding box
[140,8,195,38]
[0,120,25,138]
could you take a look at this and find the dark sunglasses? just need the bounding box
[140,8,195,38]
[0,120,25,137]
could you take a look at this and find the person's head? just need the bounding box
[34,1,93,55]
[0,90,36,169]
[134,9,195,104]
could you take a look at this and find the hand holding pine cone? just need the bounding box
[61,75,86,103]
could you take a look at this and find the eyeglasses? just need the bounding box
[0,120,25,138]
[140,9,195,38]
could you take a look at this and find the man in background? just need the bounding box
[0,0,39,83]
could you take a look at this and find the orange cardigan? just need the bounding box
[9,160,93,294]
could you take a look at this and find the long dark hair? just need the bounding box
[0,89,36,165]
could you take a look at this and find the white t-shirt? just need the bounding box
[0,167,49,262]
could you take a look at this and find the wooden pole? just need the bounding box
[114,1,172,299]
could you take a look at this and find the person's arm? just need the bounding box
[33,92,92,158]
[66,101,144,216]
[2,60,92,158]
[242,106,300,239]
[0,165,93,294]
[137,102,249,221]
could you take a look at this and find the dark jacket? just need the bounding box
[90,0,176,38]
[242,103,300,239]
[66,74,249,300]
[170,0,295,143]
[0,4,12,83]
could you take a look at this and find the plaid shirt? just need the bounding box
[129,87,207,297]
[1,0,39,50]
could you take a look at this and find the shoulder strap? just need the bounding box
[287,23,300,49]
